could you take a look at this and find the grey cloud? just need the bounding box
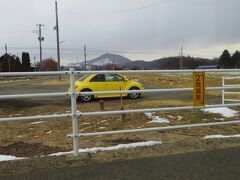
[0,0,240,64]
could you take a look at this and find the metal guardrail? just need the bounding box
[0,69,240,156]
[222,76,240,104]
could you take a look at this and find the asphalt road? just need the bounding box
[3,147,240,180]
[0,76,196,104]
[0,76,222,106]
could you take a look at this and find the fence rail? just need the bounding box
[222,76,240,104]
[71,120,240,137]
[1,86,240,100]
[0,69,240,156]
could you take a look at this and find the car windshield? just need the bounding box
[79,74,90,81]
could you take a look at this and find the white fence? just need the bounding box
[222,76,240,104]
[1,69,240,156]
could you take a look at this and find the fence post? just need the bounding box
[70,68,79,156]
[222,77,225,105]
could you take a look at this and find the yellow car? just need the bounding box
[74,74,144,102]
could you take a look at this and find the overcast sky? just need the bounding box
[0,0,240,65]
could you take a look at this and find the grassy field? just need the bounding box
[0,72,240,162]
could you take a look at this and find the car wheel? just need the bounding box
[128,87,140,99]
[78,89,93,102]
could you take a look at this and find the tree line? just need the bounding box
[219,50,240,68]
[0,52,58,72]
[1,49,240,72]
[124,49,240,70]
[0,52,31,72]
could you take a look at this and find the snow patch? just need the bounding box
[81,122,91,125]
[177,116,183,120]
[201,107,238,118]
[30,121,45,125]
[214,118,225,121]
[92,58,113,66]
[203,134,240,139]
[17,135,25,138]
[100,120,107,123]
[145,112,170,124]
[79,127,90,132]
[0,155,25,162]
[49,141,162,156]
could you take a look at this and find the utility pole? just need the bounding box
[180,46,183,69]
[54,0,61,80]
[34,56,36,72]
[5,43,7,54]
[36,24,44,70]
[178,50,181,69]
[4,43,10,72]
[84,44,87,70]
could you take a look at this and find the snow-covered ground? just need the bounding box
[203,134,240,139]
[145,107,238,124]
[0,155,25,162]
[201,107,238,118]
[145,112,170,124]
[49,141,162,156]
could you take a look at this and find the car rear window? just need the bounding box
[79,74,90,81]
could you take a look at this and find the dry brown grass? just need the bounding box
[0,72,240,159]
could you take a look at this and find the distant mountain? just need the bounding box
[66,53,218,70]
[86,53,132,66]
[67,53,132,68]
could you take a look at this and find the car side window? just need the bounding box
[105,74,124,82]
[113,74,124,81]
[105,74,115,82]
[90,74,105,82]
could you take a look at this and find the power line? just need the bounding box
[62,0,174,16]
[87,47,180,54]
[5,46,224,57]
[6,46,180,53]
[1,34,34,43]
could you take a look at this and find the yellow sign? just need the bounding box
[193,72,206,106]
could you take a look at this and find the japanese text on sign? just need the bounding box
[193,72,206,106]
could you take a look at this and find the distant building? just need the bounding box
[196,65,219,69]
[63,65,82,71]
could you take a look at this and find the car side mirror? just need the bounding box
[123,77,128,82]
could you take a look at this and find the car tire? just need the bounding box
[78,89,93,102]
[128,87,140,99]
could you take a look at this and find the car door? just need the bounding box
[104,74,127,97]
[88,74,106,97]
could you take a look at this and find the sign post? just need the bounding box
[193,72,206,107]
